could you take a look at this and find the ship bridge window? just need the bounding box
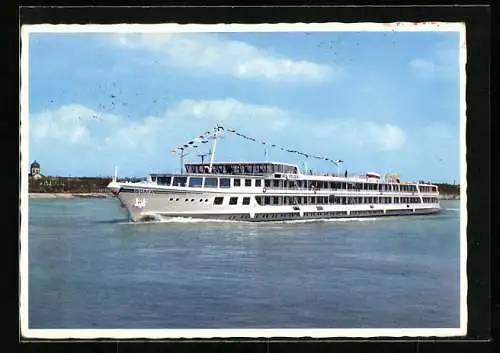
[204,177,218,188]
[188,177,203,188]
[265,180,271,187]
[220,178,230,188]
[157,176,172,186]
[233,179,241,187]
[255,179,262,187]
[243,197,250,205]
[172,176,187,187]
[213,165,224,174]
[245,179,252,187]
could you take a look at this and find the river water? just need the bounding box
[27,199,462,329]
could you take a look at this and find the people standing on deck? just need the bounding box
[344,170,348,178]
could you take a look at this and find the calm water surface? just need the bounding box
[28,199,461,329]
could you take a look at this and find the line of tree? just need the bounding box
[433,183,460,195]
[28,176,145,193]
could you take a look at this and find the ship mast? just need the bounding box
[208,123,223,173]
[174,147,189,174]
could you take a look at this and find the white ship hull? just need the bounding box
[112,186,440,222]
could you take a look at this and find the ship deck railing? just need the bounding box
[262,186,438,194]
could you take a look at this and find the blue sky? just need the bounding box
[27,29,461,183]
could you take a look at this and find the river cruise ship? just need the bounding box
[107,126,440,222]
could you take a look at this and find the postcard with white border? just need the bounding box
[20,21,467,339]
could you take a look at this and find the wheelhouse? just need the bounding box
[184,162,299,175]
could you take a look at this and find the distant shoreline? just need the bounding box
[29,192,113,199]
[439,194,460,200]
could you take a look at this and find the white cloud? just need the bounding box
[31,104,96,144]
[29,99,291,164]
[363,122,407,151]
[410,59,436,78]
[409,43,459,80]
[109,33,339,83]
[29,99,409,176]
[311,120,406,151]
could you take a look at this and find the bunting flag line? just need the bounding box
[172,125,343,166]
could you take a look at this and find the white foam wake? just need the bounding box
[120,215,243,225]
[118,215,379,225]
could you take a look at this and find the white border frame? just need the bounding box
[19,22,467,339]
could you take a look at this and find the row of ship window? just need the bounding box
[165,196,251,205]
[208,196,438,206]
[155,176,260,188]
[253,196,438,206]
[153,175,437,192]
[185,163,297,175]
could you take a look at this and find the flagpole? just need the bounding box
[180,148,185,174]
[208,124,221,173]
